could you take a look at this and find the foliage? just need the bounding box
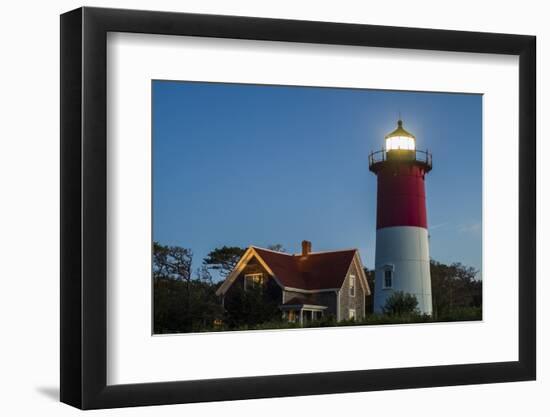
[434,306,482,322]
[153,241,483,334]
[430,260,481,319]
[202,246,246,279]
[383,291,419,316]
[223,284,282,328]
[209,307,482,332]
[153,241,192,282]
[153,242,223,333]
[154,278,223,333]
[267,244,287,252]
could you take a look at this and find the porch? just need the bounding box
[280,297,328,325]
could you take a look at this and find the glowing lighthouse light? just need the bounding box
[369,119,433,315]
[385,120,416,151]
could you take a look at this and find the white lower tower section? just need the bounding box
[373,226,433,315]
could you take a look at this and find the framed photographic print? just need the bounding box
[60,6,536,410]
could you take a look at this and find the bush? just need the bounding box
[383,291,419,316]
[223,285,282,328]
[198,307,483,332]
[434,306,482,322]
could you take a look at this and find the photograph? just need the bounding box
[152,81,483,334]
[52,3,538,412]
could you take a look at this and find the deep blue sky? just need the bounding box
[153,81,482,279]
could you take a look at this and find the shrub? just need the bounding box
[383,291,419,316]
[434,306,482,322]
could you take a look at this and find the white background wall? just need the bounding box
[0,0,545,415]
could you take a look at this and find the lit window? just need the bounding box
[385,136,415,151]
[349,274,356,297]
[244,273,264,291]
[349,309,356,320]
[384,120,416,152]
[383,269,393,289]
[287,310,296,323]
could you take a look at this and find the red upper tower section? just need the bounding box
[369,120,432,230]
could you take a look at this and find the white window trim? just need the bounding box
[382,267,393,289]
[244,273,263,291]
[349,274,356,297]
[348,308,356,320]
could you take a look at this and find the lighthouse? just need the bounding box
[369,120,433,315]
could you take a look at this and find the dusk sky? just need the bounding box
[152,81,482,280]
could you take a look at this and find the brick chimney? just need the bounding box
[301,240,312,256]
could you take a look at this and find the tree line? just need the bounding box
[153,243,244,333]
[153,242,482,333]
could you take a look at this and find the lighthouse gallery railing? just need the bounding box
[368,149,432,171]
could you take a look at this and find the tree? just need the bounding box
[152,241,170,279]
[196,265,213,284]
[153,242,194,332]
[430,260,481,319]
[383,291,419,316]
[267,244,286,252]
[202,246,246,279]
[153,242,224,333]
[223,284,282,328]
[152,241,192,282]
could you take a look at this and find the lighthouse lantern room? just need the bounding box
[369,120,433,315]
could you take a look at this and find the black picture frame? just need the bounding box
[60,6,536,410]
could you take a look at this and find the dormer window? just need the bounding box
[349,274,356,297]
[244,273,264,291]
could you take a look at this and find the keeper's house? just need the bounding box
[215,241,370,324]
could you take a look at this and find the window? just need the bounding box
[286,310,297,323]
[244,273,264,291]
[385,136,415,151]
[348,309,356,320]
[349,274,356,297]
[383,269,393,289]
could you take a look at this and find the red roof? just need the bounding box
[253,247,357,290]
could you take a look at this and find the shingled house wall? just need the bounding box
[316,291,338,319]
[338,261,366,320]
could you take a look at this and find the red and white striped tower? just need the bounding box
[369,120,433,314]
